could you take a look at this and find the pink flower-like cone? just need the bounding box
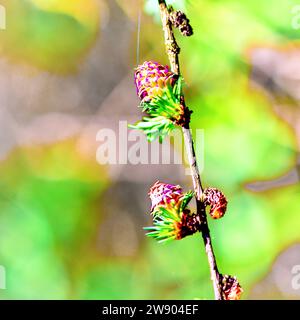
[134,61,176,103]
[149,181,183,212]
[145,181,198,243]
[204,187,228,219]
[130,61,191,141]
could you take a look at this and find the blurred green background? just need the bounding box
[0,0,300,299]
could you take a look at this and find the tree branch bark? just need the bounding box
[158,0,223,300]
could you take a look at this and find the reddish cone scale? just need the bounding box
[204,187,228,219]
[134,61,176,102]
[148,181,183,212]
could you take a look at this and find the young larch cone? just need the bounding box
[203,187,228,219]
[132,61,191,135]
[134,61,176,103]
[149,181,183,212]
[145,181,198,243]
[221,275,243,300]
[130,61,192,141]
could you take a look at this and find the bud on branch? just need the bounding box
[144,181,199,243]
[130,61,191,142]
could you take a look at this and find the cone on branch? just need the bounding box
[203,187,228,219]
[144,181,200,243]
[130,61,191,142]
